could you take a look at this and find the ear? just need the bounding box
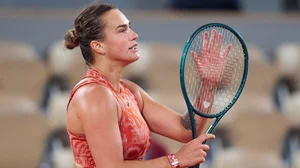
[90,40,106,55]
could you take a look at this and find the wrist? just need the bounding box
[167,154,180,168]
[201,78,218,89]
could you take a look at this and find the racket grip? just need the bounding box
[189,134,208,168]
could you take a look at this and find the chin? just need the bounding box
[122,55,139,66]
[131,53,140,62]
[134,53,140,60]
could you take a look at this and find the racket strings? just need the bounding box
[184,26,245,115]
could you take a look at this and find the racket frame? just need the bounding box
[180,23,249,137]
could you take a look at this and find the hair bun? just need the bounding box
[64,28,79,49]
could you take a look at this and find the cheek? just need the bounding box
[109,38,128,52]
[115,43,129,56]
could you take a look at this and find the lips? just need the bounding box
[129,43,138,50]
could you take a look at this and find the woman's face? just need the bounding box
[101,9,139,65]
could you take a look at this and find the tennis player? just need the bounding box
[65,2,224,168]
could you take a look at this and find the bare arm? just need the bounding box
[73,84,172,168]
[121,79,210,143]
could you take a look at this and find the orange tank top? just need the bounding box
[66,68,151,168]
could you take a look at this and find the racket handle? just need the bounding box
[189,141,208,168]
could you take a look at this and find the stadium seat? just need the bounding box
[0,40,39,61]
[0,59,48,105]
[0,112,49,167]
[47,40,87,88]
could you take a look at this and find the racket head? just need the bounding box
[180,23,248,118]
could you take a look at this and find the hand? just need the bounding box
[191,29,231,87]
[174,134,215,167]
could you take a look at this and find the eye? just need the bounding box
[119,27,128,33]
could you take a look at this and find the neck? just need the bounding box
[91,61,124,92]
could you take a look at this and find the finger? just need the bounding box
[191,50,201,63]
[191,51,198,59]
[197,134,216,143]
[191,51,202,76]
[202,31,209,52]
[200,157,206,163]
[202,150,207,158]
[200,144,210,152]
[208,29,217,53]
[222,44,232,59]
[191,51,201,64]
[215,33,223,55]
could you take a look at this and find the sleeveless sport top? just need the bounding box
[66,68,151,168]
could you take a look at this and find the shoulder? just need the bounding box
[75,83,113,101]
[71,83,118,116]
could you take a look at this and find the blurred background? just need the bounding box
[0,0,300,168]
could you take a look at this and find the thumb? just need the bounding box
[221,44,232,59]
[197,133,215,143]
[191,51,200,62]
[190,51,202,75]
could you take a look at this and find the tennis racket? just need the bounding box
[179,23,248,168]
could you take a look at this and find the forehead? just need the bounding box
[102,9,129,29]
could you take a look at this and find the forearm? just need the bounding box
[194,80,217,135]
[123,156,172,168]
[181,79,217,141]
[93,156,174,168]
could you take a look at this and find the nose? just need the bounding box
[130,29,138,41]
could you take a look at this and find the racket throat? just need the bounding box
[206,116,222,134]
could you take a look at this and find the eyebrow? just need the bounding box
[115,22,131,30]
